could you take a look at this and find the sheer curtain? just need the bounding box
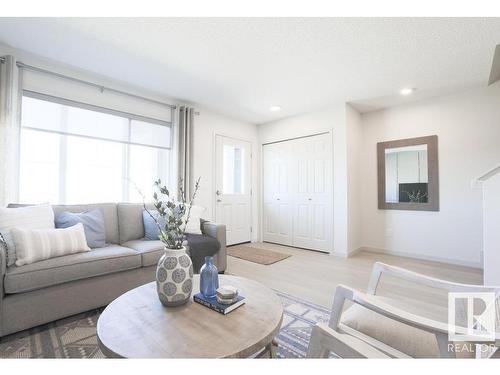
[0,55,21,207]
[178,106,195,199]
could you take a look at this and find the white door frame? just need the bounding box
[213,132,253,243]
[259,130,334,253]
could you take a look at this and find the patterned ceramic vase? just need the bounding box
[156,247,193,307]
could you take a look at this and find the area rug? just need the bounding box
[0,291,330,359]
[227,245,291,265]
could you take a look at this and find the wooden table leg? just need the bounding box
[268,338,278,358]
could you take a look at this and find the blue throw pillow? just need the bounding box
[55,209,106,248]
[143,210,166,240]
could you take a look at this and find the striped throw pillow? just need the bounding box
[11,223,91,266]
[0,204,55,266]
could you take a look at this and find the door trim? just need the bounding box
[213,132,253,242]
[259,131,334,253]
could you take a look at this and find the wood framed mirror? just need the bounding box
[377,135,439,211]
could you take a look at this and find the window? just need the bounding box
[222,144,245,194]
[19,94,172,204]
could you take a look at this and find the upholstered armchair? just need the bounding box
[307,262,500,358]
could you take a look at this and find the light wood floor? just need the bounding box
[227,242,483,321]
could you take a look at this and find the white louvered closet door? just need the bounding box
[263,133,332,253]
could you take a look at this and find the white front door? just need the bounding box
[215,135,252,245]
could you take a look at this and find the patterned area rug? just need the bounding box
[0,291,330,359]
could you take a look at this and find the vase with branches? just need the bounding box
[142,177,201,307]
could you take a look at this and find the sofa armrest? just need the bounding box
[201,220,227,272]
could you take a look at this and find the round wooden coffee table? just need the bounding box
[97,275,283,358]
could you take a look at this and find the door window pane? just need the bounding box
[223,145,244,194]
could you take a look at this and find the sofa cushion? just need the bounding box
[118,203,154,244]
[55,209,106,248]
[122,239,164,267]
[8,203,119,245]
[123,234,220,271]
[52,204,119,245]
[142,210,165,240]
[1,204,55,267]
[184,205,205,235]
[341,302,475,358]
[4,245,141,294]
[12,223,90,266]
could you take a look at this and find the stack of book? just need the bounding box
[193,286,245,315]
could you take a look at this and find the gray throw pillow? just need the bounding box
[143,210,166,240]
[55,209,106,248]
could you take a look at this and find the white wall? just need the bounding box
[361,83,500,268]
[1,43,260,240]
[192,109,259,241]
[482,170,500,285]
[258,105,350,256]
[482,170,500,287]
[346,104,363,254]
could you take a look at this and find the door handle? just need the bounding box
[217,199,222,202]
[277,198,280,201]
[216,190,221,196]
[308,198,312,201]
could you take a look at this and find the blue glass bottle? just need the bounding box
[200,256,219,298]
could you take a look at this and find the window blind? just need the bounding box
[22,92,172,149]
[21,66,173,124]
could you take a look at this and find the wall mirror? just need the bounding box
[377,135,439,211]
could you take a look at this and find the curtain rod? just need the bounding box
[16,61,176,110]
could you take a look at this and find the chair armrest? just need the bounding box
[367,262,498,295]
[307,322,391,358]
[201,220,227,272]
[330,284,500,357]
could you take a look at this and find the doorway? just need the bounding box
[214,134,252,245]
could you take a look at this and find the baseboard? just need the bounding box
[347,247,363,257]
[330,251,349,258]
[359,246,483,270]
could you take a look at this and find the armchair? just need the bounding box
[307,262,500,358]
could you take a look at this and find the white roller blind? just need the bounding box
[21,67,173,123]
[22,93,172,149]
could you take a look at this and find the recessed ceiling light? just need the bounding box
[269,105,282,112]
[400,87,416,96]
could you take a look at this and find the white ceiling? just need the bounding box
[0,18,499,124]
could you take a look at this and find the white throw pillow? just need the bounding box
[11,223,90,266]
[0,204,55,266]
[184,205,206,235]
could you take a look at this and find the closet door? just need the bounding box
[291,134,332,252]
[262,141,293,245]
